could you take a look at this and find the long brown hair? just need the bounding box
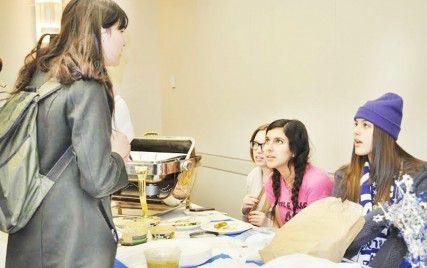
[14,0,128,113]
[336,126,423,203]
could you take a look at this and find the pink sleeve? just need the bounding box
[306,172,333,205]
[264,174,275,205]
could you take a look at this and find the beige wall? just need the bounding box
[158,0,427,217]
[0,0,36,88]
[109,0,162,136]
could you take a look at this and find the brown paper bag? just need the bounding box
[260,197,365,263]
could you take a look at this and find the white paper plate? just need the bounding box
[200,220,252,235]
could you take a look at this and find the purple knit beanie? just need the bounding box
[354,92,403,140]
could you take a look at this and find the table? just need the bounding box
[0,206,268,268]
[114,206,273,268]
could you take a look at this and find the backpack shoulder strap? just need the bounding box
[37,80,74,181]
[37,79,63,102]
[46,146,75,182]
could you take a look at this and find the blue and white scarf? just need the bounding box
[352,162,398,266]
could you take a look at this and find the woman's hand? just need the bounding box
[248,211,268,227]
[242,194,259,215]
[111,130,131,161]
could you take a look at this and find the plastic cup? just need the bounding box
[121,221,148,246]
[144,246,181,268]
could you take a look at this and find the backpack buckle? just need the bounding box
[33,95,40,103]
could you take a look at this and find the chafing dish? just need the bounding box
[112,136,201,215]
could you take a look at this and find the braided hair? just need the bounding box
[267,119,310,220]
[271,168,282,218]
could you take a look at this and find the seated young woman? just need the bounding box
[333,92,427,268]
[263,119,333,227]
[242,124,273,227]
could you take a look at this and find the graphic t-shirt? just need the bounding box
[265,163,333,225]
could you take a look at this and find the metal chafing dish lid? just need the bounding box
[129,152,186,163]
[126,136,200,176]
[130,136,195,159]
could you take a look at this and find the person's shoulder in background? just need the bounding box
[113,94,135,141]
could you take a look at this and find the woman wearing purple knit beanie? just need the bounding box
[333,92,427,268]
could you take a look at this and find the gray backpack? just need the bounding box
[0,80,74,233]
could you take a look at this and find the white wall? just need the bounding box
[158,0,427,218]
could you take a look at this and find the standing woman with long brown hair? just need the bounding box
[333,93,427,268]
[6,0,130,267]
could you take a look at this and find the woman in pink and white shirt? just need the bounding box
[263,119,332,227]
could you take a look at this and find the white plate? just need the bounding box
[167,216,201,231]
[200,220,252,235]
